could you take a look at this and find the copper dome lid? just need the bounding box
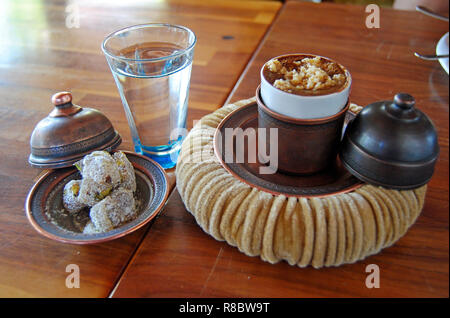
[29,92,121,169]
[340,93,439,189]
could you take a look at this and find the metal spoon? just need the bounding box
[414,52,449,60]
[416,5,449,22]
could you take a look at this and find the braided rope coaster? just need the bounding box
[175,97,427,268]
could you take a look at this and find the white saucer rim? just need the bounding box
[436,32,449,74]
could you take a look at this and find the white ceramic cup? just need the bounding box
[260,54,352,119]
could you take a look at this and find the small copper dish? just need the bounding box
[256,86,349,175]
[25,151,169,244]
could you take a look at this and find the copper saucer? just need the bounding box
[25,151,169,244]
[213,102,362,198]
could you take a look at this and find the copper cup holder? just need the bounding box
[256,86,349,175]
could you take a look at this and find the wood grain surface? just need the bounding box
[112,2,449,297]
[0,0,281,297]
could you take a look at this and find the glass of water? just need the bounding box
[102,24,196,169]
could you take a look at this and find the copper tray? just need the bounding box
[25,151,169,244]
[213,102,362,198]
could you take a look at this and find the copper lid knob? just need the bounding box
[51,91,72,106]
[29,92,121,169]
[394,93,415,109]
[49,92,82,118]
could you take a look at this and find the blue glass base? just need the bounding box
[134,139,183,169]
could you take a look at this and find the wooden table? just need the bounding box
[0,0,281,297]
[112,2,449,298]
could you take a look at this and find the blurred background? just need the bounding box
[258,0,449,14]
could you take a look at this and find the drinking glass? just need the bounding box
[102,24,196,169]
